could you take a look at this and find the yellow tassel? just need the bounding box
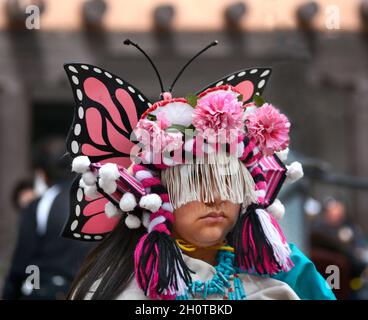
[175,238,234,252]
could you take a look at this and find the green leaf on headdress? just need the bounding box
[253,94,265,107]
[146,114,157,121]
[237,94,244,102]
[185,124,196,136]
[186,93,198,108]
[166,124,188,134]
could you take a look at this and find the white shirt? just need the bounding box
[86,253,300,300]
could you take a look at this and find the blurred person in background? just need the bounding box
[310,198,368,299]
[11,179,36,213]
[2,136,94,300]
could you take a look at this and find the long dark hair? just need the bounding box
[68,209,145,300]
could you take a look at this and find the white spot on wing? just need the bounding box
[68,66,78,73]
[74,123,81,136]
[93,67,102,73]
[258,79,266,89]
[116,78,123,85]
[71,220,78,231]
[250,69,258,74]
[72,75,79,85]
[227,75,235,81]
[84,235,91,240]
[128,86,135,93]
[105,72,112,78]
[237,71,246,77]
[260,70,270,77]
[71,141,79,154]
[73,233,81,238]
[138,94,145,102]
[76,89,83,101]
[77,188,83,201]
[78,106,84,119]
[216,81,223,86]
[76,205,81,216]
[94,235,103,240]
[81,65,89,70]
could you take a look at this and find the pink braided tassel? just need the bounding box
[132,164,192,299]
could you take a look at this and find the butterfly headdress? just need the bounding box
[62,40,304,299]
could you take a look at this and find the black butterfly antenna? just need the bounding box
[168,40,218,93]
[124,39,165,93]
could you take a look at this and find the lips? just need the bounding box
[200,211,226,222]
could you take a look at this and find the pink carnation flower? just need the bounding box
[161,132,183,152]
[192,92,245,143]
[156,111,170,129]
[246,103,290,156]
[134,119,160,146]
[134,119,183,155]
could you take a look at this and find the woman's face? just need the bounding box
[172,191,241,248]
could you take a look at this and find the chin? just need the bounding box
[195,227,226,247]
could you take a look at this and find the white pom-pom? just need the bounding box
[104,202,121,218]
[139,193,162,212]
[98,178,117,194]
[125,214,141,229]
[99,163,120,181]
[72,156,90,173]
[79,178,87,189]
[119,192,137,212]
[82,171,97,186]
[286,161,304,184]
[142,211,150,229]
[84,185,99,199]
[276,147,289,162]
[135,170,153,181]
[267,199,285,220]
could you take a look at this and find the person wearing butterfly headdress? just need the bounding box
[63,40,336,300]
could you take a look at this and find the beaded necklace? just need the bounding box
[175,240,246,300]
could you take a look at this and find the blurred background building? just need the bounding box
[0,0,368,299]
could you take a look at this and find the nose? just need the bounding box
[205,193,225,209]
[206,200,224,210]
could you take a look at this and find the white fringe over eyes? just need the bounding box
[160,152,257,210]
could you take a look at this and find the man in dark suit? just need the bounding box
[2,137,93,299]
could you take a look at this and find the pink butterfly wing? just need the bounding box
[64,63,150,167]
[63,63,151,241]
[62,177,121,241]
[196,67,272,103]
